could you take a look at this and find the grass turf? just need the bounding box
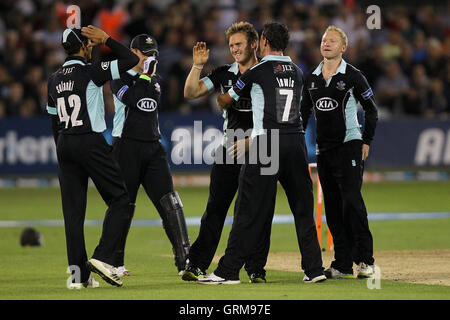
[0,222,449,300]
[0,181,449,300]
[0,181,449,221]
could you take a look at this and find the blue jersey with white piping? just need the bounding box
[110,70,161,141]
[201,62,253,146]
[300,59,378,153]
[228,55,304,139]
[46,56,120,134]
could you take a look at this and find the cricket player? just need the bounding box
[182,22,270,283]
[200,22,326,284]
[110,34,190,275]
[301,26,378,279]
[46,25,139,288]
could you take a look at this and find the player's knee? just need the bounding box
[109,193,133,212]
[342,191,363,205]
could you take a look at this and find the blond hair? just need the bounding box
[225,21,258,44]
[324,25,348,47]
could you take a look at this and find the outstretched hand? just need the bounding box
[192,42,209,67]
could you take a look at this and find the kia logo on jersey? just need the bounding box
[232,97,252,112]
[315,97,338,111]
[137,98,157,112]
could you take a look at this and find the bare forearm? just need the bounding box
[184,66,206,99]
[185,42,210,99]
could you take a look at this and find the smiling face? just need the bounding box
[229,32,255,65]
[320,30,346,59]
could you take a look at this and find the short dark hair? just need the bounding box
[262,22,289,52]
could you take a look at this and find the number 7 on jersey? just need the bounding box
[279,89,294,122]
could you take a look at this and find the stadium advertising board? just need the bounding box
[0,116,448,174]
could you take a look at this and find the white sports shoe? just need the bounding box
[114,266,131,277]
[357,263,374,278]
[198,272,240,285]
[68,276,100,290]
[302,274,327,283]
[324,267,354,279]
[88,258,123,287]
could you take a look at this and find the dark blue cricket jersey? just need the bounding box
[301,59,378,153]
[201,62,253,146]
[47,56,121,134]
[228,55,304,139]
[110,69,162,142]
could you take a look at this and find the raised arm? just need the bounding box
[184,42,210,99]
[81,25,139,86]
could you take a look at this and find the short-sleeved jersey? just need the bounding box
[46,56,121,135]
[301,59,378,153]
[228,55,304,139]
[110,70,161,141]
[201,62,253,145]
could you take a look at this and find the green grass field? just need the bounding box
[0,180,449,300]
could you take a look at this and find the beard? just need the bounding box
[235,46,253,64]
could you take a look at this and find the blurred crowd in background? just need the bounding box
[0,0,449,120]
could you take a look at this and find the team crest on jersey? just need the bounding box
[146,37,153,44]
[336,81,346,90]
[101,61,110,70]
[154,82,161,92]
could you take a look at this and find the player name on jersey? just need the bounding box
[276,77,295,88]
[56,81,75,94]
